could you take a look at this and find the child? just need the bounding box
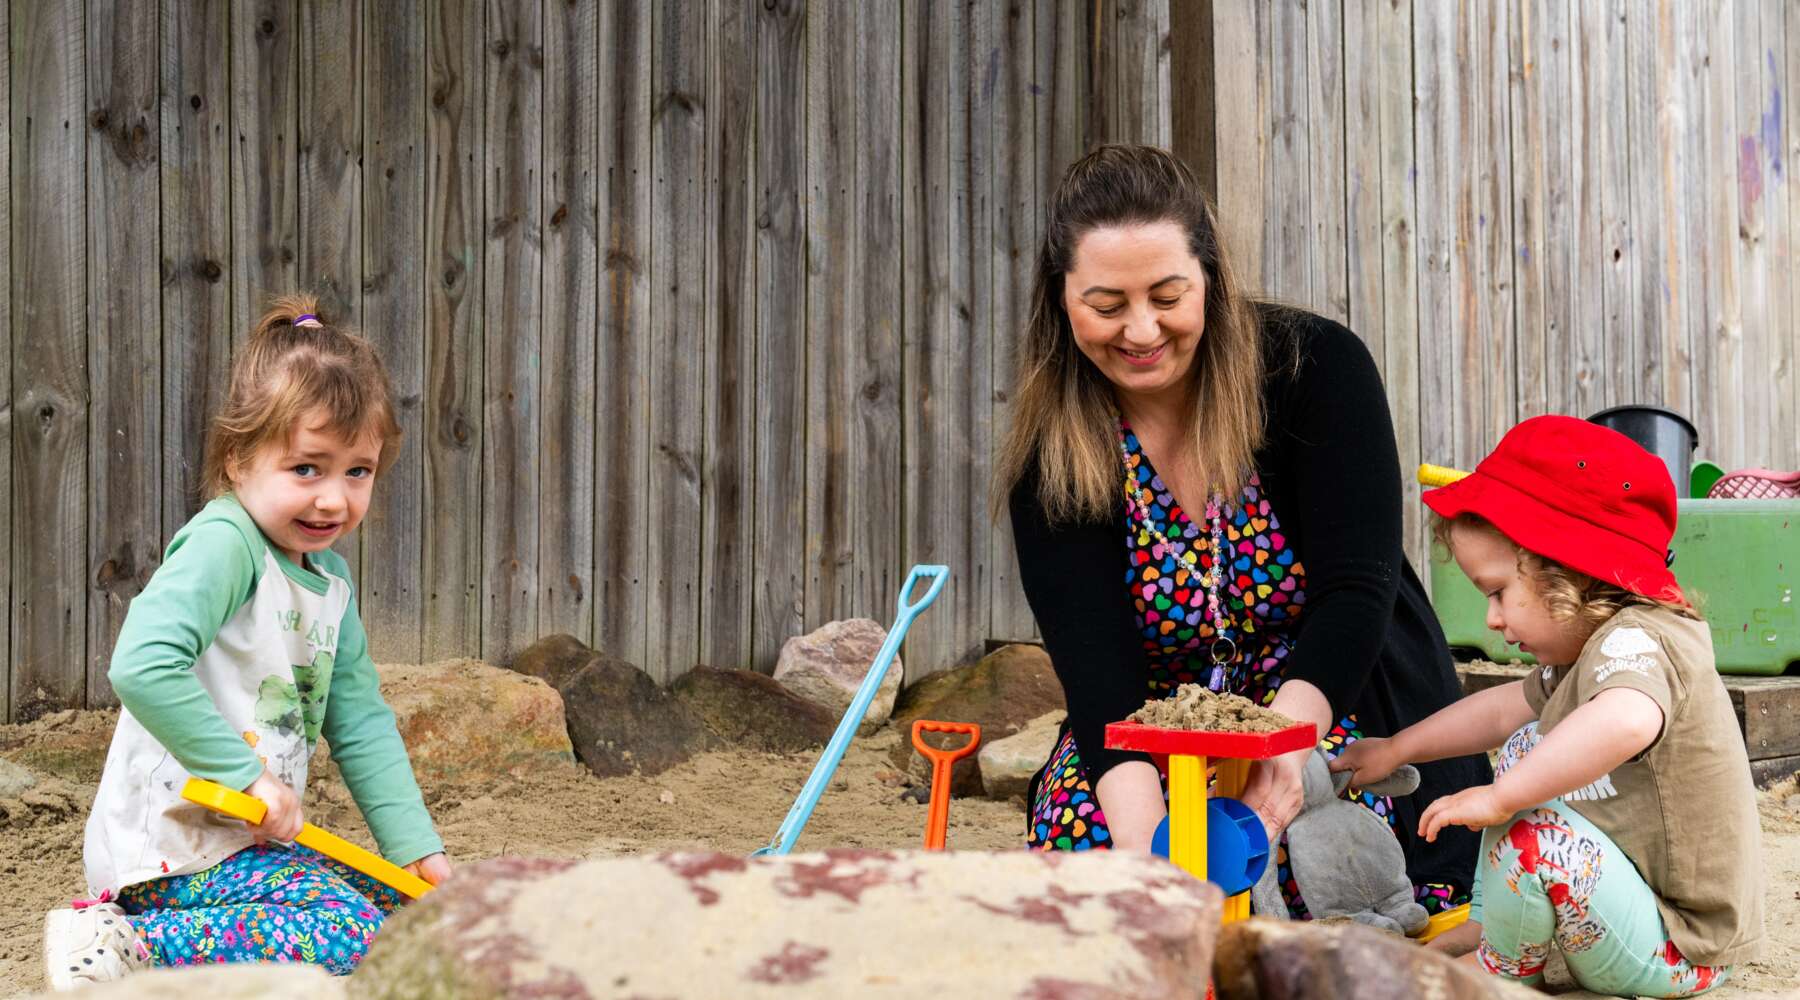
[43,297,450,988]
[1332,415,1762,997]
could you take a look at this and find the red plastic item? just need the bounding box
[910,720,982,850]
[1103,721,1317,759]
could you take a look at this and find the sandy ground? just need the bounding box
[2,710,1796,997]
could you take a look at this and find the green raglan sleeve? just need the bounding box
[106,517,267,791]
[318,566,444,866]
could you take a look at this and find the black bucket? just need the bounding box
[1587,405,1699,498]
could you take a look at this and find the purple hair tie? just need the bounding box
[295,313,322,327]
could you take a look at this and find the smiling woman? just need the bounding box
[993,144,1490,924]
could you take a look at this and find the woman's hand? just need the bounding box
[1240,746,1309,841]
[244,768,303,844]
[405,852,453,886]
[1328,736,1402,788]
[1418,783,1512,842]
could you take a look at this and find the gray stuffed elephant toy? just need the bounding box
[1248,748,1430,936]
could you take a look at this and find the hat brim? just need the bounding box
[1423,471,1683,602]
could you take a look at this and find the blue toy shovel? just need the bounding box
[752,564,950,856]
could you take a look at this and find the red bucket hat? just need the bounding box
[1422,415,1684,602]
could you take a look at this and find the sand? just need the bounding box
[1128,682,1299,733]
[3,711,1796,997]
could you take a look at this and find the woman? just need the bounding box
[998,144,1489,917]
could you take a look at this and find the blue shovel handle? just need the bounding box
[753,565,950,856]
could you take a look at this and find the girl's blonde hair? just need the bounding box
[993,144,1285,524]
[1434,512,1699,635]
[202,294,403,497]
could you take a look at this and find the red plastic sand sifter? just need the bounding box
[910,720,981,850]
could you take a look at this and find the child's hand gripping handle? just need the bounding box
[181,778,434,899]
[910,720,981,851]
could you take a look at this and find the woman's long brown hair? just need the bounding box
[993,144,1271,523]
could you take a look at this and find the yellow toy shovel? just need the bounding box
[181,778,434,899]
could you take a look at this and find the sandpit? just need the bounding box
[1,673,1796,997]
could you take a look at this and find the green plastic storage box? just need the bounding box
[1430,499,1799,675]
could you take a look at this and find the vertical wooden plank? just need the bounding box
[230,0,299,338]
[1413,0,1456,476]
[298,0,363,325]
[540,0,598,646]
[421,0,484,660]
[699,0,755,670]
[1625,1,1688,419]
[1471,0,1515,461]
[1372,0,1424,571]
[857,3,904,636]
[10,0,87,719]
[745,0,802,669]
[1509,0,1551,423]
[86,0,161,707]
[1758,2,1794,469]
[298,0,363,571]
[1786,2,1800,470]
[1596,0,1635,412]
[1305,0,1348,323]
[1168,0,1212,189]
[1208,2,1265,290]
[1690,1,1739,468]
[0,0,12,717]
[362,0,425,661]
[160,0,231,538]
[1540,0,1586,422]
[1263,0,1309,303]
[749,0,804,670]
[595,0,650,665]
[904,0,987,678]
[481,0,542,664]
[990,0,1039,643]
[1731,0,1771,468]
[1112,0,1167,147]
[1563,1,1613,422]
[647,0,706,681]
[1038,0,1089,184]
[804,0,854,632]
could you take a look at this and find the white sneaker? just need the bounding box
[42,901,150,990]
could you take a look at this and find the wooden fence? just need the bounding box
[5,1,1797,720]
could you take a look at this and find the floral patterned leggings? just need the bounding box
[1473,724,1729,996]
[115,843,404,975]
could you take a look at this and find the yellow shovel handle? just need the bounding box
[181,778,434,899]
[1417,463,1471,488]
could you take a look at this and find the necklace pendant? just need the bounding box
[1207,662,1226,692]
[1209,635,1237,667]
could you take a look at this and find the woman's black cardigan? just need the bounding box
[1008,305,1491,889]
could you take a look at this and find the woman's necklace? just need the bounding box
[1117,423,1252,691]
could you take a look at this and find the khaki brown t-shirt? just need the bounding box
[1522,605,1763,966]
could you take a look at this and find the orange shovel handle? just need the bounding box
[910,720,981,850]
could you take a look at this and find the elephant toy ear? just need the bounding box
[1329,760,1422,798]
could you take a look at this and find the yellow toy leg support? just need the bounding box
[181,778,434,899]
[1216,759,1251,922]
[1166,754,1207,882]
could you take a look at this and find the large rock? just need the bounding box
[890,644,1065,798]
[374,661,575,786]
[562,655,715,777]
[977,710,1065,801]
[31,963,344,999]
[1213,918,1540,1000]
[774,619,901,735]
[508,633,599,691]
[670,667,838,752]
[355,849,1222,998]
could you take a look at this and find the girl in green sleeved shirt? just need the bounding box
[42,295,450,989]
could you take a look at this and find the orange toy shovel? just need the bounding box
[910,720,981,850]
